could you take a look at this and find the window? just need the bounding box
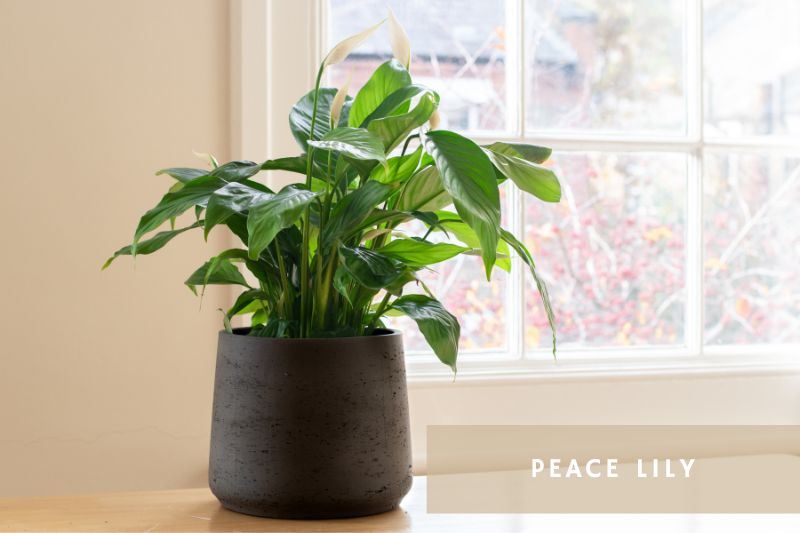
[323,0,800,369]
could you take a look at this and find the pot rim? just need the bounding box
[220,327,402,343]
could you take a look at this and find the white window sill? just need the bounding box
[406,350,800,385]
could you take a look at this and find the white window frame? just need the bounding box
[231,0,800,382]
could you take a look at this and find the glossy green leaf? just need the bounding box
[307,127,387,167]
[338,245,407,290]
[155,167,207,183]
[261,156,308,174]
[227,289,269,318]
[360,84,427,128]
[371,146,432,184]
[378,238,467,267]
[208,160,262,182]
[433,214,511,272]
[289,88,343,151]
[321,180,393,248]
[424,130,500,278]
[246,185,320,259]
[348,60,412,128]
[205,182,273,239]
[395,166,452,211]
[484,141,551,164]
[391,294,460,371]
[103,221,201,269]
[483,149,561,202]
[368,90,439,152]
[500,228,556,357]
[185,258,249,293]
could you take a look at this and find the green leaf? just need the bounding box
[227,289,269,318]
[371,146,432,184]
[377,238,468,267]
[424,130,500,278]
[133,181,218,249]
[208,160,261,182]
[246,184,320,259]
[289,88,340,151]
[338,245,408,290]
[307,127,387,167]
[484,149,561,203]
[368,90,439,152]
[185,258,249,292]
[103,221,201,269]
[155,167,207,183]
[261,156,309,174]
[395,166,452,211]
[500,229,556,357]
[322,181,393,248]
[360,84,428,128]
[205,182,274,239]
[485,141,552,164]
[391,294,459,371]
[348,59,412,128]
[433,212,511,272]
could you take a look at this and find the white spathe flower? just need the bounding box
[323,19,384,68]
[330,72,352,126]
[387,7,410,69]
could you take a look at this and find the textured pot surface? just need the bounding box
[208,328,412,519]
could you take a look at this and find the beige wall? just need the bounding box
[0,0,230,497]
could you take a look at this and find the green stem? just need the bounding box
[368,291,392,330]
[274,240,290,319]
[300,65,325,338]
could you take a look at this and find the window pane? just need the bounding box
[524,152,687,350]
[524,0,686,134]
[386,185,510,354]
[704,0,800,138]
[704,152,800,345]
[327,0,509,133]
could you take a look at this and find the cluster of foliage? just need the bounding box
[105,17,561,370]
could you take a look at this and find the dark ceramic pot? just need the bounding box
[208,328,412,519]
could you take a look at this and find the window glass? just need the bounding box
[704,0,800,138]
[524,152,687,350]
[328,0,510,133]
[525,0,687,134]
[704,152,800,344]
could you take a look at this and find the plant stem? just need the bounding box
[273,240,290,318]
[300,65,325,337]
[368,291,392,330]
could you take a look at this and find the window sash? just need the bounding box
[314,0,797,366]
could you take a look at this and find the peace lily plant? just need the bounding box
[105,14,560,371]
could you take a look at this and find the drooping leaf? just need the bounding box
[485,141,552,164]
[261,156,309,174]
[377,238,468,267]
[307,127,387,168]
[348,60,411,128]
[205,182,273,239]
[102,221,201,269]
[208,160,262,182]
[391,294,459,371]
[155,167,207,183]
[322,19,384,67]
[484,149,561,202]
[500,228,557,357]
[246,185,320,259]
[368,90,439,152]
[395,166,452,211]
[423,130,500,278]
[185,257,249,293]
[133,180,218,249]
[338,245,408,290]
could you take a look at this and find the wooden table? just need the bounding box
[0,477,526,533]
